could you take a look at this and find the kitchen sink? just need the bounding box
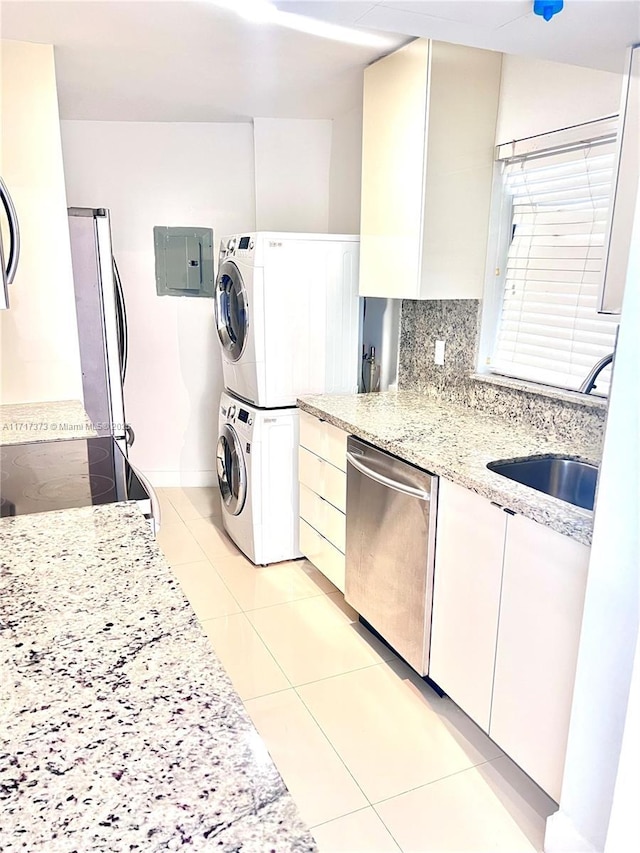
[487,455,598,511]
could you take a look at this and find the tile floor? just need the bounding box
[156,486,557,853]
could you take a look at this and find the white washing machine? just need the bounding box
[214,232,360,408]
[216,390,302,565]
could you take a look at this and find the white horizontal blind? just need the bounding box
[491,137,619,395]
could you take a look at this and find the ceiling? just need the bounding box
[1,0,638,122]
[278,1,640,72]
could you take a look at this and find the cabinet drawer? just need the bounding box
[299,483,346,553]
[298,446,346,512]
[299,410,347,472]
[299,519,345,593]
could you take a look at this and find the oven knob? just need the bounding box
[228,405,236,420]
[248,418,253,426]
[249,239,254,250]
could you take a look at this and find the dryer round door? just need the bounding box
[216,423,247,516]
[215,260,248,363]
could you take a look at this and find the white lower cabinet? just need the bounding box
[430,480,507,732]
[489,513,589,801]
[430,478,590,801]
[299,518,345,592]
[299,484,346,553]
[298,412,348,593]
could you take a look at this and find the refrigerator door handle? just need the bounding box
[0,224,8,310]
[0,176,21,284]
[113,258,128,382]
[125,424,136,448]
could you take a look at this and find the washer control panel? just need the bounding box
[219,235,255,261]
[221,403,252,427]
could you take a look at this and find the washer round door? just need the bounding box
[215,260,248,363]
[216,423,247,516]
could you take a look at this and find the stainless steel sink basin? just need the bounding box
[487,455,598,511]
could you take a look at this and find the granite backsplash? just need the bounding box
[398,299,607,448]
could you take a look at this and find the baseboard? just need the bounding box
[545,810,600,853]
[145,471,218,488]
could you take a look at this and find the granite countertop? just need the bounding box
[298,391,602,546]
[0,503,316,852]
[1,400,97,445]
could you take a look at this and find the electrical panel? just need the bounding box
[154,226,214,298]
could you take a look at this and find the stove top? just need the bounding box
[0,437,149,518]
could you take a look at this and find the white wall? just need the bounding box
[328,105,363,234]
[60,120,255,485]
[253,117,332,232]
[604,629,640,853]
[1,40,82,404]
[545,184,640,853]
[496,54,622,143]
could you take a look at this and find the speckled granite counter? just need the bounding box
[0,503,316,852]
[1,400,96,445]
[298,392,602,546]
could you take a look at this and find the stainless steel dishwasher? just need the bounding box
[345,436,438,676]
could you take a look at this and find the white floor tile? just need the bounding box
[247,593,396,686]
[155,489,182,526]
[156,521,207,566]
[375,756,556,853]
[161,486,222,522]
[297,659,502,803]
[312,807,401,852]
[200,612,290,700]
[245,689,368,827]
[171,560,241,621]
[211,553,336,611]
[186,515,243,560]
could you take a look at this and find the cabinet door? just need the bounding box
[489,514,590,801]
[299,519,345,593]
[299,484,346,554]
[429,480,507,732]
[359,39,429,299]
[298,446,346,512]
[299,410,348,472]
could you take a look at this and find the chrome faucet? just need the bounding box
[578,352,615,394]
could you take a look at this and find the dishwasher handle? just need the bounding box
[346,451,432,502]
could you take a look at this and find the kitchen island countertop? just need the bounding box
[1,399,97,445]
[298,391,602,546]
[0,503,316,852]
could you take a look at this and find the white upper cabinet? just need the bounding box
[359,39,502,300]
[599,44,639,314]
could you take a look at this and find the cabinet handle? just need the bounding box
[504,508,516,516]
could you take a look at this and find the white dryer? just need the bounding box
[216,390,301,565]
[214,232,360,408]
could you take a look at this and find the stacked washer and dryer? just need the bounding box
[214,232,360,565]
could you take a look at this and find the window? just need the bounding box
[486,118,619,396]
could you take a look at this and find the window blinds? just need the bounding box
[491,136,619,395]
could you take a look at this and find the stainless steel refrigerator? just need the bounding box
[67,207,160,528]
[67,207,133,449]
